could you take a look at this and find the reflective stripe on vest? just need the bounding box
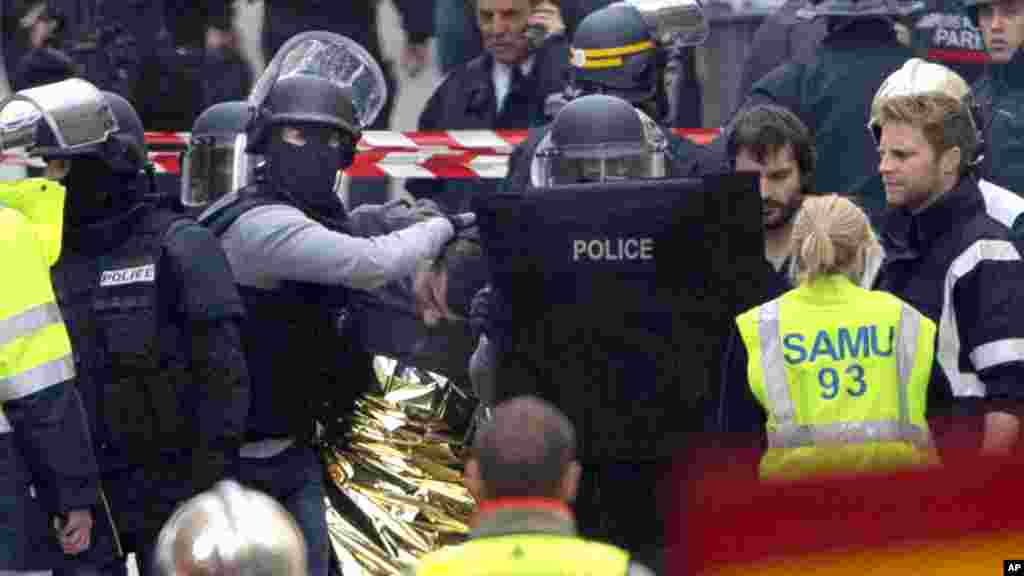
[0,354,75,403]
[0,302,63,349]
[0,406,10,434]
[758,299,930,450]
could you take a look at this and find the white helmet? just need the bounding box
[868,58,971,136]
[153,480,308,576]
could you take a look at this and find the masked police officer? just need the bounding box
[19,78,251,576]
[199,32,471,576]
[503,0,725,195]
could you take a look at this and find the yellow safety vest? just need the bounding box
[0,178,75,435]
[415,534,631,576]
[735,275,938,480]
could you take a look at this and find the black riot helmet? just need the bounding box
[570,4,660,106]
[533,93,668,186]
[32,90,147,177]
[245,74,360,156]
[568,0,709,119]
[242,32,388,225]
[182,101,252,209]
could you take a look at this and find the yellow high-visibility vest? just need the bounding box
[0,178,75,434]
[735,275,938,480]
[415,534,631,576]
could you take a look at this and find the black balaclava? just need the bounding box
[61,156,141,228]
[265,124,351,226]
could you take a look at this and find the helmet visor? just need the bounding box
[537,142,666,186]
[181,135,235,208]
[250,31,388,131]
[0,78,118,154]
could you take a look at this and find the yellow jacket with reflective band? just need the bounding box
[415,534,630,576]
[735,275,938,480]
[0,178,74,433]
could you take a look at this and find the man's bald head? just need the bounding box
[471,396,577,500]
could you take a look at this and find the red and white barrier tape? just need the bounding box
[1,129,720,179]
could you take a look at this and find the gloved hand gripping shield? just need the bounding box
[247,31,388,153]
[0,78,118,155]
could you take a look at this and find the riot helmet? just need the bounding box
[181,101,253,209]
[532,94,668,186]
[244,32,387,224]
[569,0,708,110]
[153,480,307,576]
[1,78,150,224]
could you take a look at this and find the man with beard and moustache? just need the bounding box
[22,81,251,576]
[711,104,819,435]
[720,0,919,229]
[199,34,474,576]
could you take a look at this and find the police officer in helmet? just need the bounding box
[504,0,725,194]
[199,32,471,576]
[153,480,307,576]
[531,93,669,187]
[180,100,253,218]
[20,78,251,575]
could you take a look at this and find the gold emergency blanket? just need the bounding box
[321,356,476,575]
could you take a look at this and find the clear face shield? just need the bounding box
[250,31,389,133]
[181,133,252,208]
[0,78,118,155]
[623,0,710,48]
[535,141,668,186]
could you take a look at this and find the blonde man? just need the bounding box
[872,92,1024,456]
[870,58,1024,239]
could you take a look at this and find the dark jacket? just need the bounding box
[973,49,1024,195]
[407,36,570,212]
[735,18,913,226]
[735,0,827,111]
[873,177,1024,445]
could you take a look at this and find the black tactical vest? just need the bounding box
[201,185,373,444]
[51,205,194,470]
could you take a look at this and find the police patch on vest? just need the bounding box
[99,264,156,287]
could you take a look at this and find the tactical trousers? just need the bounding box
[238,443,330,576]
[573,460,671,573]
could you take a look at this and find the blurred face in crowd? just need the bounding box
[878,122,952,211]
[735,144,803,230]
[478,0,535,65]
[977,0,1024,63]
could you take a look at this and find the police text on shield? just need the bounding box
[573,238,654,261]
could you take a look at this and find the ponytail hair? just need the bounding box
[791,195,880,285]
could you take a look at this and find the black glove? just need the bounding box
[447,212,477,232]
